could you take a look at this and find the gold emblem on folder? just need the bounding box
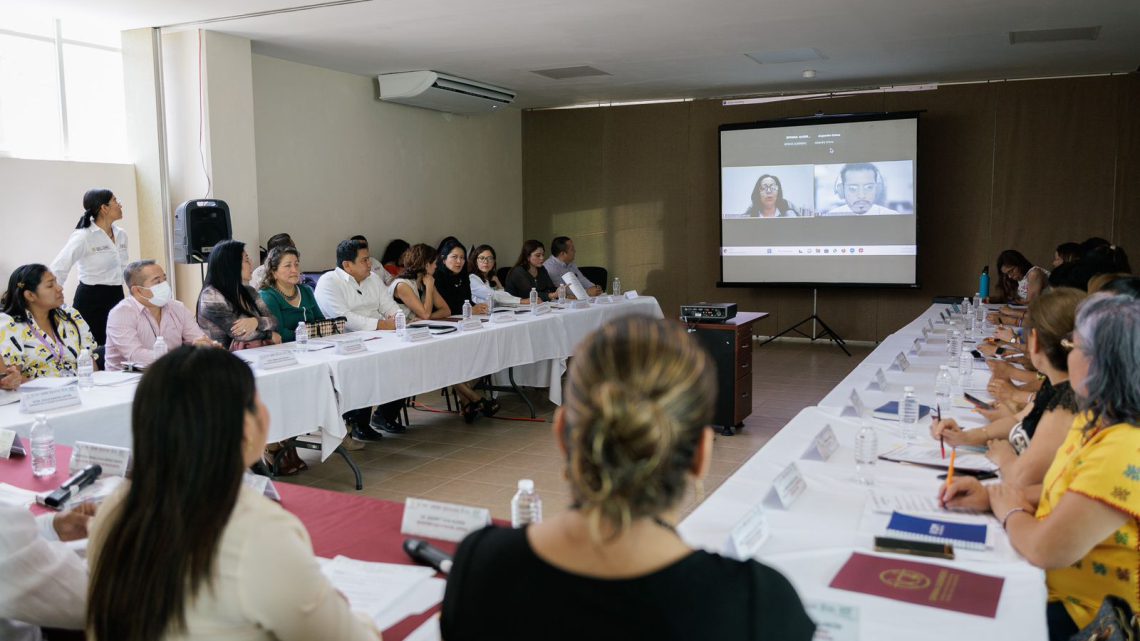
[879,568,932,590]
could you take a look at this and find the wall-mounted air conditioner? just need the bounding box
[376,71,515,114]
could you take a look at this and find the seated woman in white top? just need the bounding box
[0,264,97,382]
[386,243,450,321]
[86,346,379,641]
[468,244,521,307]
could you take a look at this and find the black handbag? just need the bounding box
[1070,596,1139,641]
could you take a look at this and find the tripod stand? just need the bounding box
[758,288,851,356]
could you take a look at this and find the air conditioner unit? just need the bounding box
[376,71,515,114]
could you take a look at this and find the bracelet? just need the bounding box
[1001,507,1029,530]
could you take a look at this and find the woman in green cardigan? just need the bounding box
[258,246,324,342]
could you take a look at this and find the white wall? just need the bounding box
[0,157,139,303]
[250,54,522,271]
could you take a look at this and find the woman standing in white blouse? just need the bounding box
[49,189,129,345]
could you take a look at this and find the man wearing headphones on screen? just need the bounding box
[826,163,901,216]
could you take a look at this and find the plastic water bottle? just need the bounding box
[295,322,308,354]
[900,386,920,441]
[394,311,406,337]
[557,284,566,305]
[959,348,975,383]
[947,330,963,366]
[961,297,971,317]
[152,335,168,359]
[30,414,56,477]
[934,365,953,401]
[975,293,985,327]
[76,348,94,389]
[529,287,538,309]
[854,423,877,485]
[612,277,621,296]
[462,300,472,320]
[511,479,542,527]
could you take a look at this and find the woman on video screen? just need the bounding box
[742,174,799,218]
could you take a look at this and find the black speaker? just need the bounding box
[173,199,232,264]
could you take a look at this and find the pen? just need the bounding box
[945,448,956,491]
[937,404,944,459]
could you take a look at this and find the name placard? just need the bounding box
[458,318,482,331]
[866,368,888,391]
[490,312,516,323]
[803,425,840,461]
[624,290,639,299]
[0,429,16,460]
[842,389,867,418]
[531,303,552,316]
[20,385,81,414]
[888,352,910,372]
[71,441,132,477]
[921,325,931,340]
[242,472,281,502]
[334,336,367,354]
[927,318,935,331]
[258,350,299,369]
[403,327,432,342]
[725,503,770,560]
[570,300,591,310]
[400,497,492,543]
[764,462,807,509]
[910,337,923,355]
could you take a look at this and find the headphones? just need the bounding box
[833,164,884,200]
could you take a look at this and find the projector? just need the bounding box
[680,303,737,323]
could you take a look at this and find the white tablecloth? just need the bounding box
[679,303,1048,640]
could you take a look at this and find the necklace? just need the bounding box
[277,284,300,302]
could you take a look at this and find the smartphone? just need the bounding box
[873,536,955,560]
[963,392,992,409]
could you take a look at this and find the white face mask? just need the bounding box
[144,281,172,307]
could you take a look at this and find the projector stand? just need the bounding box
[759,288,851,356]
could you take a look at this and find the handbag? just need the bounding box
[304,316,347,338]
[1070,596,1139,641]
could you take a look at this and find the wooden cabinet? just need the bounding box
[688,312,767,435]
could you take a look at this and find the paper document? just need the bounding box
[869,492,981,515]
[0,390,18,406]
[319,556,439,628]
[92,371,142,387]
[878,444,998,473]
[19,377,77,391]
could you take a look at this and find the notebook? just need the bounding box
[886,511,990,550]
[872,401,932,421]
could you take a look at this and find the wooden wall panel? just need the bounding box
[522,75,1138,342]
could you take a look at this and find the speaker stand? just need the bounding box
[759,288,851,356]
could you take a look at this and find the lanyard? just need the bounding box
[29,318,68,365]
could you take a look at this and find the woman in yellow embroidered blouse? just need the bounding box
[942,294,1140,640]
[0,264,97,381]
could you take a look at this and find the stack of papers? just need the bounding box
[878,444,998,474]
[319,556,446,630]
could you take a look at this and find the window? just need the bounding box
[0,11,126,162]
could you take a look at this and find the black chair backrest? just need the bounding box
[579,266,608,289]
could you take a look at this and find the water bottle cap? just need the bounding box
[517,479,534,491]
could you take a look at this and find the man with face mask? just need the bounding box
[105,260,214,370]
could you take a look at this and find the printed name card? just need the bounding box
[71,441,132,477]
[258,350,299,369]
[403,327,432,342]
[888,352,910,372]
[842,389,867,418]
[570,300,591,310]
[764,462,807,509]
[804,601,860,641]
[724,503,770,560]
[921,325,931,340]
[803,425,839,461]
[866,368,889,391]
[334,336,367,354]
[910,337,923,355]
[490,311,516,323]
[624,290,639,299]
[400,497,492,543]
[927,318,935,330]
[0,429,16,459]
[951,303,961,314]
[458,318,482,331]
[20,384,81,414]
[531,302,552,316]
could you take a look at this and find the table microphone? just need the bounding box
[403,538,453,574]
[43,464,102,509]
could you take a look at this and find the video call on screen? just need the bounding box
[719,114,919,286]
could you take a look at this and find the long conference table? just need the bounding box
[679,303,1047,639]
[0,297,664,463]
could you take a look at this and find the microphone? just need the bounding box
[403,538,454,574]
[43,464,102,509]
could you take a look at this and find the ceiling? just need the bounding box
[11,0,1140,108]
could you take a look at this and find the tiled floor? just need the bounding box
[283,339,872,521]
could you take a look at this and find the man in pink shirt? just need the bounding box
[105,260,214,370]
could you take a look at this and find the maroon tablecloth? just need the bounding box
[0,446,457,640]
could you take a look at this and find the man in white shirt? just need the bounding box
[314,238,407,438]
[543,237,604,297]
[0,504,93,641]
[825,163,902,216]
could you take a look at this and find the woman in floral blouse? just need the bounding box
[1,264,97,381]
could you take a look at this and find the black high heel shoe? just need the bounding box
[480,398,501,417]
[462,401,481,424]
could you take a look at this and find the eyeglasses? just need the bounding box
[758,183,779,193]
[476,256,495,263]
[844,183,878,194]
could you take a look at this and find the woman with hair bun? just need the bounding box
[441,316,814,641]
[49,189,130,345]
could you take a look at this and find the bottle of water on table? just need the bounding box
[529,287,538,309]
[947,329,962,366]
[511,479,542,528]
[934,365,953,401]
[30,414,56,477]
[959,348,975,384]
[77,348,94,390]
[462,299,472,321]
[395,311,406,337]
[900,386,920,442]
[854,424,877,485]
[612,277,621,296]
[295,322,308,354]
